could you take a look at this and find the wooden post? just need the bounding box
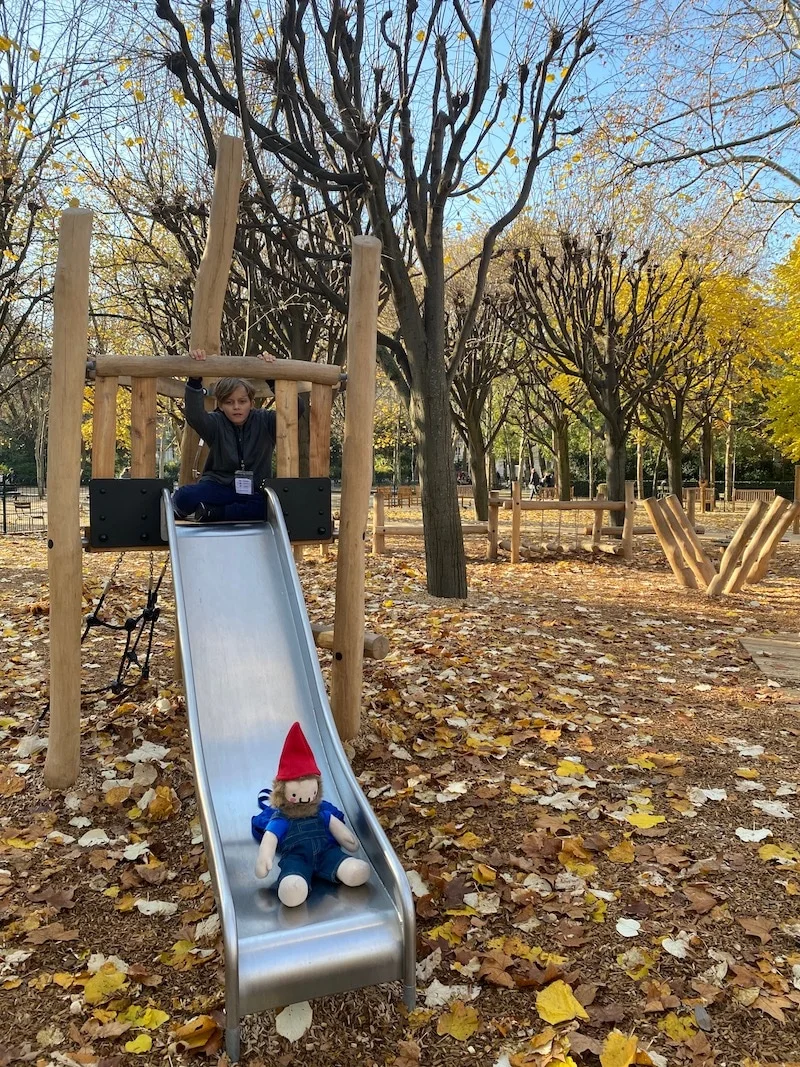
[642,497,697,589]
[591,505,604,547]
[511,480,522,563]
[274,379,302,561]
[621,479,635,561]
[743,499,800,585]
[662,495,716,588]
[488,492,499,560]
[178,135,244,487]
[372,490,386,555]
[794,466,800,535]
[330,237,381,740]
[131,378,157,478]
[310,382,334,559]
[720,497,785,595]
[44,209,93,790]
[706,499,768,597]
[686,488,697,529]
[91,376,118,478]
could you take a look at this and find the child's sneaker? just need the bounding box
[194,503,224,523]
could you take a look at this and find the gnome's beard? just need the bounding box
[271,776,322,819]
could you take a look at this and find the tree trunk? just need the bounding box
[604,419,627,526]
[554,417,570,500]
[666,435,684,499]
[464,407,489,521]
[701,416,714,485]
[724,403,734,503]
[35,409,48,496]
[410,362,467,598]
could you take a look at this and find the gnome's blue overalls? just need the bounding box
[252,795,350,889]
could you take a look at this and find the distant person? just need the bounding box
[542,470,554,488]
[172,348,304,522]
[528,469,540,500]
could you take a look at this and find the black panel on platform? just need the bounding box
[89,479,171,549]
[262,478,332,542]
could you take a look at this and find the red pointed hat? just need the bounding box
[276,722,320,781]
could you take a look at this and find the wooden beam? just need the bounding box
[178,135,244,487]
[331,237,381,741]
[642,497,697,589]
[309,383,333,477]
[91,375,117,479]
[502,498,626,511]
[720,497,786,595]
[96,354,340,387]
[44,209,93,791]
[379,522,488,537]
[275,380,299,478]
[707,499,768,597]
[131,378,157,478]
[311,623,389,661]
[662,494,716,588]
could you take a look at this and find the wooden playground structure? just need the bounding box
[645,492,800,597]
[44,135,383,790]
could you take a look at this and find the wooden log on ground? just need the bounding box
[331,236,381,741]
[662,494,716,588]
[91,375,117,479]
[311,623,389,661]
[583,524,706,537]
[488,493,499,561]
[178,135,244,488]
[706,499,768,597]
[499,537,620,558]
[642,497,698,589]
[741,499,800,585]
[511,480,522,563]
[44,209,93,791]
[372,490,386,555]
[621,480,635,561]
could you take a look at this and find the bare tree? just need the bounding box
[508,232,704,515]
[153,0,614,597]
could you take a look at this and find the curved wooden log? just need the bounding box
[642,497,697,589]
[312,624,389,661]
[707,499,768,597]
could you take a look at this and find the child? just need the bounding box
[172,349,303,522]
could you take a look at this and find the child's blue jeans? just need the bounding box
[172,480,267,521]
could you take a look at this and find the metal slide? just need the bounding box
[164,490,416,1063]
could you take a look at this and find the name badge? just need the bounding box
[234,470,254,495]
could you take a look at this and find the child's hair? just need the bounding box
[214,377,255,403]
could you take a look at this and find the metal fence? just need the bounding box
[0,479,90,535]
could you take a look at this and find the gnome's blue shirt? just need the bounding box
[251,791,351,886]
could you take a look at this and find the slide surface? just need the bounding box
[164,490,415,1053]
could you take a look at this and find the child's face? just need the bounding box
[219,385,252,425]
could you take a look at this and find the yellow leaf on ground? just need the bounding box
[608,838,636,864]
[759,842,800,864]
[657,1012,697,1042]
[473,864,497,884]
[83,963,128,1005]
[556,759,585,777]
[436,1001,480,1040]
[454,831,484,849]
[536,980,589,1024]
[626,755,656,770]
[600,1030,638,1067]
[173,1014,221,1049]
[124,1034,153,1053]
[736,767,759,779]
[624,813,665,829]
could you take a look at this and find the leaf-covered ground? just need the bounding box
[1,509,799,1067]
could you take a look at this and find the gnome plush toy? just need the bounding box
[252,722,370,906]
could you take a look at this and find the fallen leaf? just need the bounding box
[600,1030,638,1067]
[737,916,775,943]
[275,1002,313,1043]
[436,1000,481,1040]
[536,980,589,1024]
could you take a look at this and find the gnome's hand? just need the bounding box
[328,815,358,853]
[255,831,278,879]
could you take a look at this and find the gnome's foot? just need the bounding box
[278,875,309,907]
[337,858,370,887]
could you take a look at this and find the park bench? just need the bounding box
[733,488,776,506]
